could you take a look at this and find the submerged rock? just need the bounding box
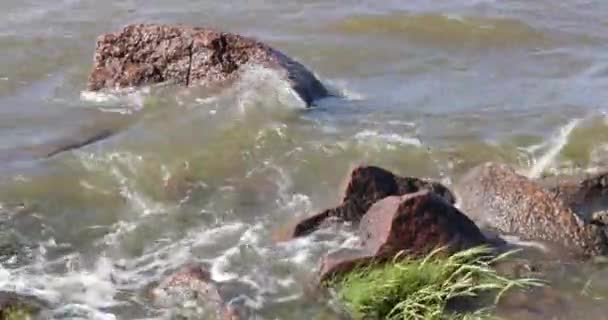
[455,162,607,257]
[87,24,329,106]
[319,191,487,281]
[148,264,248,320]
[292,166,454,237]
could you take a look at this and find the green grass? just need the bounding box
[330,246,544,320]
[1,305,33,320]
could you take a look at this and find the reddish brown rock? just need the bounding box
[319,191,487,281]
[87,24,328,106]
[540,171,608,223]
[360,190,486,256]
[455,162,607,257]
[318,248,374,282]
[292,166,455,237]
[148,264,247,319]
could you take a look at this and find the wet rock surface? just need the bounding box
[540,172,608,222]
[87,24,329,106]
[455,162,607,257]
[360,190,486,256]
[148,264,248,320]
[292,166,455,237]
[319,191,487,281]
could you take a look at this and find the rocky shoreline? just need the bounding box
[4,23,608,319]
[131,160,608,319]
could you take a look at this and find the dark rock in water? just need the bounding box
[292,166,454,237]
[87,24,329,106]
[455,162,607,257]
[148,264,248,320]
[359,190,486,257]
[540,172,608,223]
[0,291,48,319]
[319,191,487,281]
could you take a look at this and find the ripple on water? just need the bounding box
[327,12,548,48]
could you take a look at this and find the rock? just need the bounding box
[148,264,248,319]
[455,162,607,257]
[359,190,487,257]
[292,166,455,237]
[540,172,608,223]
[87,24,329,106]
[318,248,374,282]
[319,191,487,281]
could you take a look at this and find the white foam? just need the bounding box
[80,88,149,113]
[387,120,417,127]
[77,151,170,217]
[210,247,240,282]
[322,78,366,101]
[501,235,549,252]
[234,65,307,113]
[354,129,422,147]
[527,118,580,179]
[0,255,119,309]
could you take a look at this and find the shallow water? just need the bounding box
[2,1,608,319]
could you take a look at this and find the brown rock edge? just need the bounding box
[540,171,608,222]
[87,24,329,106]
[319,190,487,281]
[291,165,455,237]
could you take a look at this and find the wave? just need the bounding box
[354,129,422,148]
[329,13,547,47]
[527,118,580,178]
[80,88,149,114]
[80,64,313,115]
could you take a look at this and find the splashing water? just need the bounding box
[527,118,581,179]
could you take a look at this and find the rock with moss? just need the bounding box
[455,162,608,257]
[87,24,329,106]
[292,166,455,237]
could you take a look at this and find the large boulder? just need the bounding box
[455,162,607,257]
[292,166,455,237]
[87,24,329,106]
[319,191,487,281]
